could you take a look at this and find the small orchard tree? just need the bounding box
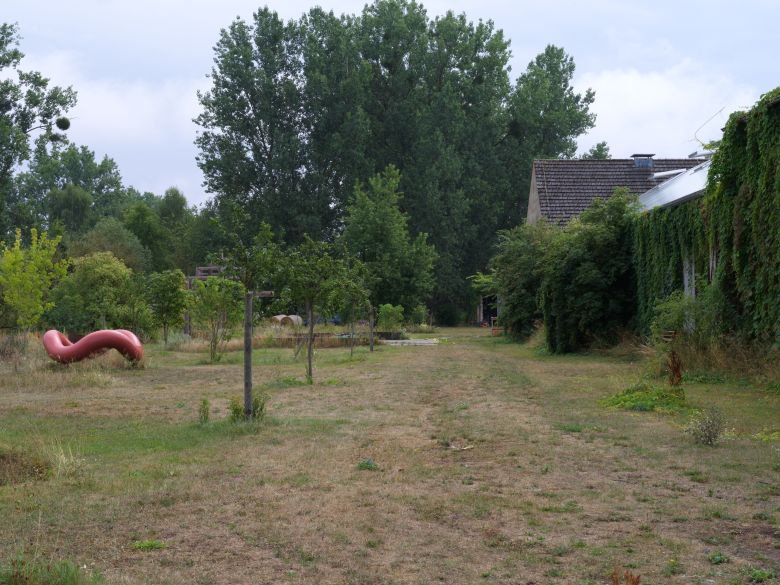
[220,223,279,419]
[189,276,243,362]
[281,236,347,383]
[0,228,68,331]
[334,258,370,357]
[147,269,188,345]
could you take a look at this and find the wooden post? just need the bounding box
[243,289,253,418]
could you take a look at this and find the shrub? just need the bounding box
[540,190,639,353]
[603,381,686,412]
[228,397,243,422]
[485,222,554,339]
[685,408,726,446]
[407,304,428,326]
[228,394,266,422]
[198,399,210,425]
[377,304,404,331]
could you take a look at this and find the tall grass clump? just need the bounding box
[0,556,105,584]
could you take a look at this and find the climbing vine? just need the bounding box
[634,87,780,341]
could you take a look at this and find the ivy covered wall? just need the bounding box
[634,87,780,341]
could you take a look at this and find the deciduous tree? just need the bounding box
[0,228,67,330]
[147,269,187,345]
[0,23,76,239]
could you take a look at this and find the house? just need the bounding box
[526,154,705,225]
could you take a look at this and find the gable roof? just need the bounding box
[532,158,703,224]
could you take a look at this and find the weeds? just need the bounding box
[0,556,105,584]
[708,551,729,564]
[662,558,683,576]
[748,568,775,583]
[198,399,210,425]
[685,408,726,446]
[357,458,379,471]
[603,381,685,412]
[228,395,266,423]
[131,540,166,551]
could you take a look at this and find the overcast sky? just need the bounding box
[5,1,776,206]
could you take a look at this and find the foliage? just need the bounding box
[635,88,780,343]
[342,165,435,313]
[198,399,210,425]
[357,458,379,471]
[117,273,155,339]
[333,257,371,340]
[0,228,68,329]
[708,551,729,564]
[651,287,727,352]
[0,556,105,585]
[69,218,150,272]
[189,276,243,362]
[603,381,686,412]
[123,201,171,271]
[131,540,166,551]
[486,222,554,339]
[48,252,131,332]
[748,568,775,583]
[0,23,77,239]
[540,190,639,352]
[580,141,611,160]
[47,184,93,234]
[228,395,264,423]
[14,142,126,232]
[685,408,726,446]
[280,236,349,382]
[407,304,428,326]
[147,269,187,345]
[377,304,404,331]
[228,397,243,423]
[195,4,596,320]
[219,222,279,293]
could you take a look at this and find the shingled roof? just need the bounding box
[528,158,704,225]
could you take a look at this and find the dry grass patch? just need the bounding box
[1,328,779,584]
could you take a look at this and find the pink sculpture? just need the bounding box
[42,329,144,364]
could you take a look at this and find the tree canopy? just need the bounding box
[196,2,596,321]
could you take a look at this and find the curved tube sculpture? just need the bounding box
[42,329,144,364]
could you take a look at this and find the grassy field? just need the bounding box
[1,328,779,584]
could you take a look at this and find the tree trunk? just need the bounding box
[243,290,253,418]
[368,302,375,352]
[350,314,355,358]
[163,324,168,347]
[306,299,314,383]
